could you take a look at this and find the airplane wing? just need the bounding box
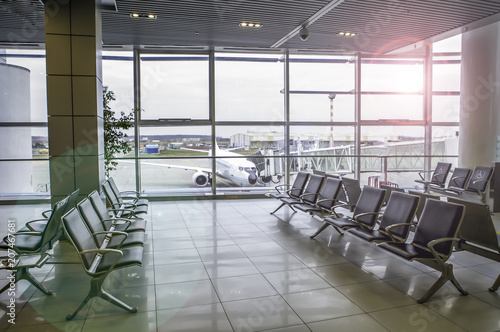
[179,147,210,153]
[120,159,212,174]
[140,160,212,174]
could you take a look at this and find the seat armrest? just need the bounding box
[93,230,129,248]
[102,218,132,227]
[352,211,380,229]
[274,184,292,194]
[25,218,49,231]
[119,190,141,197]
[426,237,460,269]
[41,210,52,218]
[315,199,339,214]
[80,248,123,275]
[384,222,414,242]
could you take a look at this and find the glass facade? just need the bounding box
[0,34,462,197]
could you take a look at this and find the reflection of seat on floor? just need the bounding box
[0,195,71,295]
[378,199,466,303]
[310,186,386,238]
[415,162,452,192]
[62,208,144,320]
[348,191,419,243]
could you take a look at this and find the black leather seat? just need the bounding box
[275,174,325,213]
[378,199,466,303]
[0,195,72,295]
[102,180,148,217]
[310,186,386,238]
[444,166,494,204]
[16,189,80,234]
[415,162,452,192]
[294,177,343,216]
[88,190,147,232]
[108,177,149,207]
[62,207,144,320]
[78,198,145,248]
[266,171,310,201]
[348,191,420,243]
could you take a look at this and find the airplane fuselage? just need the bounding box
[213,149,258,187]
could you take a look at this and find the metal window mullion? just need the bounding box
[354,52,361,180]
[424,44,433,180]
[284,50,290,185]
[133,48,141,193]
[209,50,217,195]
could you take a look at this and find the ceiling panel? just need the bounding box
[1,0,500,53]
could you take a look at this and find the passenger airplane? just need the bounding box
[135,144,260,187]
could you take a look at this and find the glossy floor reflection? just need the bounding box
[0,198,499,331]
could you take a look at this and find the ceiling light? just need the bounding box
[239,22,262,28]
[337,31,356,37]
[130,13,157,19]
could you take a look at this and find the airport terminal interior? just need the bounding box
[1,0,500,331]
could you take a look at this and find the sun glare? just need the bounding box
[396,66,424,93]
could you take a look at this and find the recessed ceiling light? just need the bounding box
[239,22,262,28]
[337,31,356,37]
[130,13,157,19]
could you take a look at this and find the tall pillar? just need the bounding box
[459,21,500,168]
[44,0,104,204]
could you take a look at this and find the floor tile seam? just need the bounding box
[205,269,237,332]
[469,291,500,309]
[367,301,467,332]
[303,312,387,330]
[454,265,500,282]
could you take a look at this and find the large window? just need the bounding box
[140,54,209,120]
[215,53,283,122]
[289,55,355,122]
[103,44,461,196]
[0,50,49,195]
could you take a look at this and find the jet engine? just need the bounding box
[192,171,209,187]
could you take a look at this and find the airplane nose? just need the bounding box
[248,172,257,185]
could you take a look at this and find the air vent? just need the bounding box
[102,45,124,49]
[142,45,208,50]
[0,43,42,48]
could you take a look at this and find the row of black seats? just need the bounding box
[415,162,494,204]
[266,172,498,302]
[0,178,149,320]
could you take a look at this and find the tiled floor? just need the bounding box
[0,198,500,332]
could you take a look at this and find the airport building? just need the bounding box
[1,1,500,331]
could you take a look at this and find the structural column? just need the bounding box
[459,21,500,168]
[44,0,104,204]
